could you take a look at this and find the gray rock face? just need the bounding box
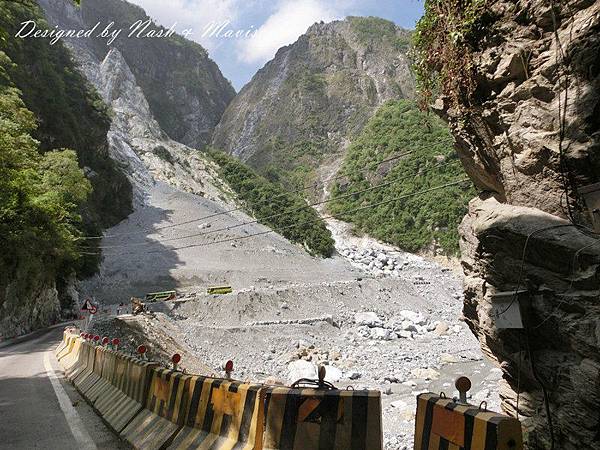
[1,277,60,340]
[459,197,600,449]
[437,0,600,218]
[38,0,235,148]
[212,17,415,173]
[37,0,233,205]
[432,1,600,448]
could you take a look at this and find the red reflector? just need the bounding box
[137,345,147,354]
[225,360,234,372]
[172,353,181,364]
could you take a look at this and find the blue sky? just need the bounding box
[128,0,425,90]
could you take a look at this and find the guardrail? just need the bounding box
[55,328,383,450]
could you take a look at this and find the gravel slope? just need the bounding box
[85,180,502,449]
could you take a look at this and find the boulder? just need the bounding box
[354,311,382,327]
[287,360,317,383]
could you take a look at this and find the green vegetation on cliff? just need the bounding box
[209,150,335,257]
[413,0,490,108]
[0,0,132,336]
[328,100,473,255]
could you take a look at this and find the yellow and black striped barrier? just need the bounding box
[54,332,385,450]
[261,386,383,450]
[95,352,158,433]
[168,376,264,449]
[121,367,192,450]
[414,393,523,450]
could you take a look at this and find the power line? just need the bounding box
[83,158,461,251]
[88,178,471,257]
[77,150,417,241]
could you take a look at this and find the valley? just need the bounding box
[2,0,598,449]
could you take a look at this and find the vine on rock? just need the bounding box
[412,0,490,110]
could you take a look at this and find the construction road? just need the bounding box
[0,326,129,449]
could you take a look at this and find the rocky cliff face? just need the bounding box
[39,0,236,148]
[212,17,414,182]
[38,0,234,205]
[438,1,600,448]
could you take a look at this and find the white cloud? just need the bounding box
[237,0,342,64]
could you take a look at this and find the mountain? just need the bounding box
[212,17,415,188]
[327,100,474,256]
[39,0,236,148]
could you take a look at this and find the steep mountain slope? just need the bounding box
[0,0,132,338]
[212,17,415,188]
[40,0,236,148]
[328,100,474,256]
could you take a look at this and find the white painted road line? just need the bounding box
[43,352,98,450]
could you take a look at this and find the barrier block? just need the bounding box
[62,339,87,377]
[76,346,106,397]
[94,353,158,433]
[261,386,383,450]
[54,330,70,357]
[85,346,118,404]
[168,377,264,449]
[56,334,77,361]
[414,393,523,450]
[121,368,191,450]
[70,342,97,386]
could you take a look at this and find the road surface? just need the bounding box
[0,326,129,449]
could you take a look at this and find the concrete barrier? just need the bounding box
[168,376,265,449]
[75,346,106,397]
[414,393,523,450]
[61,338,87,376]
[69,341,96,385]
[54,334,385,450]
[54,330,71,358]
[260,386,383,450]
[94,352,158,433]
[56,333,77,361]
[121,367,192,450]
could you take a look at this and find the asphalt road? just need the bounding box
[0,326,129,449]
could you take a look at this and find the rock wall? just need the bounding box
[39,0,236,148]
[441,1,600,448]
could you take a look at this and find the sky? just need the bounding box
[128,0,425,91]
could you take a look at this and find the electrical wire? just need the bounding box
[76,150,417,241]
[81,178,471,257]
[81,158,461,251]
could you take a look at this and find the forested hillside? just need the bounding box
[209,151,334,257]
[0,0,132,338]
[328,100,473,255]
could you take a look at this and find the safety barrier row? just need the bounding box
[55,329,383,450]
